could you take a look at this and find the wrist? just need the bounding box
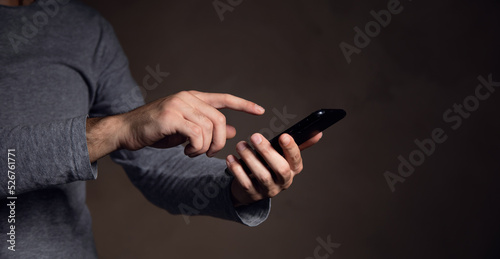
[111,113,133,150]
[86,115,125,162]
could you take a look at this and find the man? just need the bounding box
[0,0,322,257]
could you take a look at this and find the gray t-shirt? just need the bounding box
[0,0,270,258]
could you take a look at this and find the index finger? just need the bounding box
[189,91,265,115]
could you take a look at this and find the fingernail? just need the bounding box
[255,104,265,113]
[227,155,235,163]
[281,134,291,146]
[251,134,262,145]
[237,142,247,152]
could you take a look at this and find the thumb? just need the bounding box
[226,125,236,139]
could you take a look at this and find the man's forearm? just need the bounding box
[86,116,125,163]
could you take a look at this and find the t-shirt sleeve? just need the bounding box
[91,17,271,226]
[111,147,271,226]
[0,116,96,198]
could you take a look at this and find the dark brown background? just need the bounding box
[82,0,500,258]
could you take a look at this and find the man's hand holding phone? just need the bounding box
[226,109,346,207]
[87,89,344,208]
[226,132,323,207]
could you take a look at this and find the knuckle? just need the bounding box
[284,145,296,153]
[177,90,189,97]
[212,138,225,150]
[201,117,213,131]
[295,164,303,173]
[276,164,291,176]
[223,93,234,104]
[167,95,183,107]
[190,125,202,137]
[282,180,293,191]
[239,182,253,192]
[158,108,174,120]
[259,175,274,187]
[249,192,263,202]
[257,141,273,155]
[266,189,280,198]
[191,142,203,150]
[215,113,226,125]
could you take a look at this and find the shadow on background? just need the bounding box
[82,0,500,258]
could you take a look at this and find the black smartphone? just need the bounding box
[228,109,346,175]
[268,109,346,156]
